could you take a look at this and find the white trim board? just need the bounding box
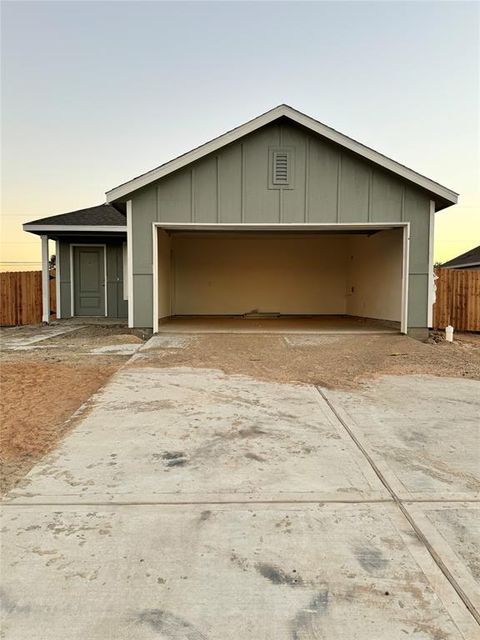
[55,239,61,320]
[106,105,458,205]
[41,235,50,323]
[152,223,159,334]
[427,200,435,328]
[23,225,126,233]
[69,244,108,318]
[126,201,134,328]
[402,224,411,335]
[155,222,407,231]
[152,222,410,335]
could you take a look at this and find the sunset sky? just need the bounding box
[1,1,478,270]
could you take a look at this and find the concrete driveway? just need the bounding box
[1,337,479,639]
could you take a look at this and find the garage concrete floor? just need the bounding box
[158,315,400,334]
[1,340,479,639]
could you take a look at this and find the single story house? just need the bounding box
[442,245,480,270]
[24,105,458,339]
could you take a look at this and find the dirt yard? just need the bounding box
[0,323,146,494]
[1,322,479,495]
[136,330,480,388]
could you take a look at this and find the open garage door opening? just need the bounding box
[153,224,408,334]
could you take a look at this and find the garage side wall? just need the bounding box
[346,229,403,322]
[129,121,432,330]
[158,230,172,319]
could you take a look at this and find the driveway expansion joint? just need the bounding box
[315,385,480,627]
[2,364,478,639]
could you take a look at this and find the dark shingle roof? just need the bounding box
[25,203,126,226]
[442,245,480,268]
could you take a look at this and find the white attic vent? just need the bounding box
[273,152,289,185]
[269,147,295,189]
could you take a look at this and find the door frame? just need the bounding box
[151,222,410,335]
[70,243,108,317]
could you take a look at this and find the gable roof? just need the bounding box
[23,204,126,234]
[105,104,458,209]
[442,245,480,268]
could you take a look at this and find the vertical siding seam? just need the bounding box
[241,143,245,223]
[278,124,282,223]
[401,186,405,222]
[304,137,310,222]
[336,154,342,223]
[191,168,195,222]
[215,156,219,223]
[367,167,373,222]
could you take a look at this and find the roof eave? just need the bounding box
[23,224,127,235]
[443,260,480,269]
[105,104,458,207]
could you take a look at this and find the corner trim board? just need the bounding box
[401,224,411,334]
[41,235,50,323]
[427,200,435,328]
[126,201,134,327]
[55,239,61,320]
[152,222,159,334]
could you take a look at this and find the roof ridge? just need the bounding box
[23,203,126,227]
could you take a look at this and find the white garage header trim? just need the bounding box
[153,222,406,232]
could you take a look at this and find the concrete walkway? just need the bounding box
[0,324,81,351]
[1,346,479,638]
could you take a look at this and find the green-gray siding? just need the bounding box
[58,240,127,319]
[129,121,432,329]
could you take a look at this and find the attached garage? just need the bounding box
[154,224,407,332]
[25,105,458,337]
[108,105,456,339]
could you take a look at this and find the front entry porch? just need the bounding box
[38,235,128,322]
[22,203,128,323]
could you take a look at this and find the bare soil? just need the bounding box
[1,322,479,495]
[134,331,480,389]
[0,323,145,494]
[0,361,119,494]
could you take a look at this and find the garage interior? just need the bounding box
[155,227,405,334]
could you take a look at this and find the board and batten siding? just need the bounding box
[129,121,431,329]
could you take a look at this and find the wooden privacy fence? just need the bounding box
[1,267,479,330]
[433,268,480,332]
[0,271,56,326]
